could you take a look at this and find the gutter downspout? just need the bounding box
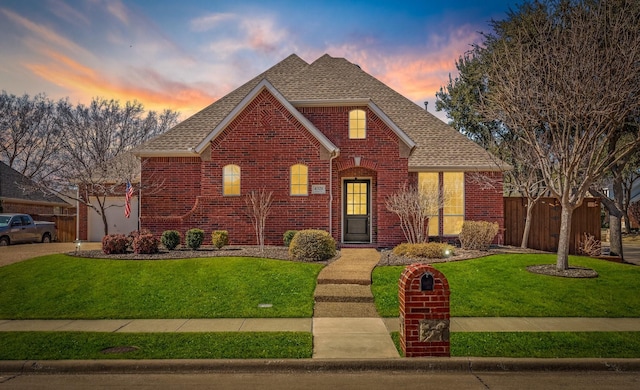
[75,186,80,241]
[329,151,339,239]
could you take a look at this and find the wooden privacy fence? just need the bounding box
[503,197,601,254]
[32,214,77,243]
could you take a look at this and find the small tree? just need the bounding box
[245,189,273,252]
[385,183,445,244]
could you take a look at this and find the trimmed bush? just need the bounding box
[212,230,229,249]
[283,230,298,247]
[161,230,181,250]
[458,220,499,251]
[289,229,336,261]
[127,229,152,250]
[102,234,128,254]
[393,242,455,258]
[133,234,160,254]
[186,228,205,250]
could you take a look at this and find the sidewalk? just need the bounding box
[2,317,640,334]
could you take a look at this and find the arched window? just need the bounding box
[290,164,308,196]
[223,164,240,196]
[349,109,366,139]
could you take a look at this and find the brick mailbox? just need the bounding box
[399,263,450,357]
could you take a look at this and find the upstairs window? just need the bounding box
[349,109,366,139]
[223,164,240,196]
[290,164,308,196]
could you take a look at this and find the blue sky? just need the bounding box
[0,0,514,122]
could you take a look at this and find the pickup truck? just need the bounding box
[0,214,57,246]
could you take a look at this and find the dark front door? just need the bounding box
[343,179,371,242]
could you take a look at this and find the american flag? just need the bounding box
[125,180,134,218]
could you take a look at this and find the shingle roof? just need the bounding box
[0,162,71,206]
[135,54,505,171]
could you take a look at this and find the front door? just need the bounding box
[343,179,371,242]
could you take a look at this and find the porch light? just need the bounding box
[354,156,361,166]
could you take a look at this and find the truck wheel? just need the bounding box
[41,233,51,243]
[0,236,9,246]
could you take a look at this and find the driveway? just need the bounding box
[622,242,640,266]
[0,242,102,267]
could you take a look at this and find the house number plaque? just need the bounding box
[312,185,326,194]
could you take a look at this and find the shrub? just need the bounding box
[458,220,499,251]
[393,242,455,258]
[161,230,181,250]
[289,229,336,261]
[133,234,160,254]
[102,234,128,254]
[578,233,601,257]
[212,230,229,249]
[126,229,152,250]
[186,228,205,250]
[283,230,298,247]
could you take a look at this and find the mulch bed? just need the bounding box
[70,245,338,264]
[527,264,598,278]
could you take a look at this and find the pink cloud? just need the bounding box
[326,26,479,110]
[26,50,217,117]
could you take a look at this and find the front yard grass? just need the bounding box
[372,254,640,317]
[0,332,312,360]
[391,332,640,358]
[0,255,323,319]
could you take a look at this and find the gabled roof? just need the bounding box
[135,54,505,171]
[0,162,71,206]
[194,79,338,156]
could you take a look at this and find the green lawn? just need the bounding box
[373,254,640,317]
[391,332,640,358]
[0,332,312,360]
[0,255,323,319]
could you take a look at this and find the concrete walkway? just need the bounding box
[2,317,640,333]
[312,249,399,358]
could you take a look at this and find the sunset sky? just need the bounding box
[0,0,514,123]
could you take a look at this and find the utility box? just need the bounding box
[399,263,450,357]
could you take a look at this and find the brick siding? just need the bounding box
[139,89,504,247]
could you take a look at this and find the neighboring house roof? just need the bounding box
[0,162,71,207]
[135,54,505,171]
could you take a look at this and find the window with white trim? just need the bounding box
[418,172,465,236]
[290,164,308,196]
[223,164,240,196]
[349,109,366,139]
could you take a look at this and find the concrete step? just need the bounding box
[314,284,373,303]
[316,278,371,285]
[313,302,380,317]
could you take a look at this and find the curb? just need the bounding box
[2,358,640,374]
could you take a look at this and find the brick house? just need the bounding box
[0,162,73,215]
[134,54,505,247]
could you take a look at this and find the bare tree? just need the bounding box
[245,189,273,252]
[478,0,640,270]
[0,92,66,183]
[436,50,547,249]
[56,98,178,235]
[385,182,453,244]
